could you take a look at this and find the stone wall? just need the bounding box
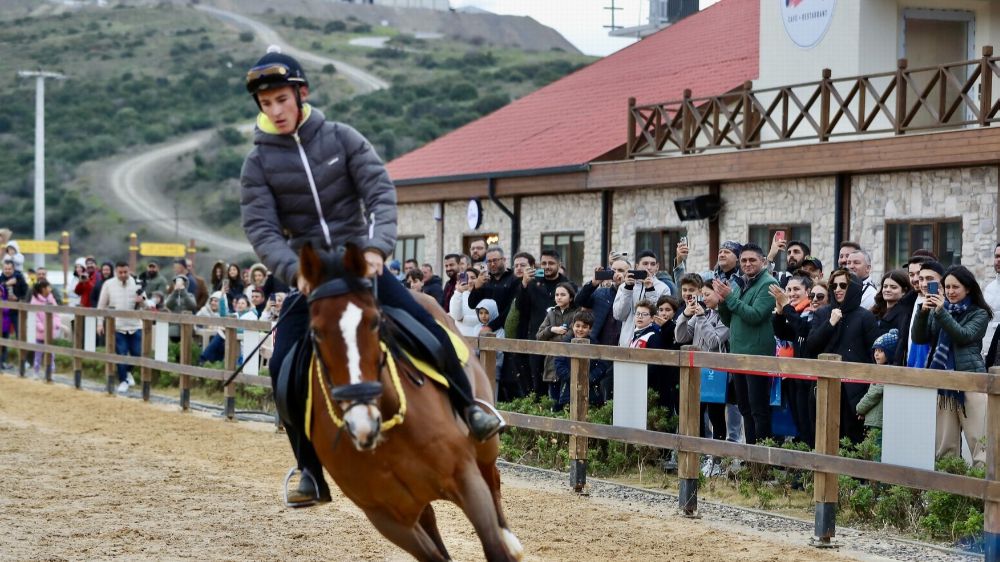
[720,176,837,267]
[519,193,602,277]
[395,202,438,265]
[851,166,999,281]
[610,185,712,273]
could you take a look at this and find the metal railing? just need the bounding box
[627,46,1000,157]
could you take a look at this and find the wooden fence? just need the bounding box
[2,301,999,557]
[627,46,1000,157]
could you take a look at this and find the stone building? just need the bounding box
[385,0,1000,285]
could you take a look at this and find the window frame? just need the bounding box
[393,235,425,265]
[634,228,687,273]
[884,218,962,271]
[747,224,812,272]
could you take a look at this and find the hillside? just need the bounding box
[0,1,593,266]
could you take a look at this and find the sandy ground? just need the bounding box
[0,375,855,561]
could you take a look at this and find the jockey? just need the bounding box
[240,47,502,507]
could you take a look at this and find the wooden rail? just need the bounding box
[3,302,999,555]
[628,46,1000,157]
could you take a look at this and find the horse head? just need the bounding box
[299,242,385,451]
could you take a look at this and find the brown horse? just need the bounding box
[298,243,522,562]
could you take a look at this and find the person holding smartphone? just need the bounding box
[448,268,484,337]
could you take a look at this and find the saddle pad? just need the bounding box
[396,321,469,389]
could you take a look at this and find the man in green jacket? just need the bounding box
[713,242,778,444]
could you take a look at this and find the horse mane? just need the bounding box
[311,244,371,296]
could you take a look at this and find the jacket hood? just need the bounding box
[833,275,863,313]
[172,275,190,287]
[6,240,19,253]
[476,299,499,323]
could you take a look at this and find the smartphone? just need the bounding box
[680,236,688,246]
[459,272,468,284]
[775,230,785,241]
[534,269,544,278]
[927,280,939,295]
[595,269,614,281]
[629,269,648,280]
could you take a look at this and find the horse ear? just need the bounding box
[343,243,369,278]
[299,242,324,289]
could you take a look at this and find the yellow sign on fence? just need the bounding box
[18,240,59,255]
[139,243,187,258]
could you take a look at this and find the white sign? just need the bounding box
[241,331,262,376]
[84,317,96,352]
[780,0,836,49]
[881,385,936,470]
[612,361,648,429]
[154,322,169,363]
[466,199,482,230]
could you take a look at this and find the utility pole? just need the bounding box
[17,70,66,269]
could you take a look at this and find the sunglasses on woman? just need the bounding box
[831,282,849,290]
[809,292,826,301]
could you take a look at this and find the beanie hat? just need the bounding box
[872,328,899,359]
[720,240,743,255]
[919,260,946,278]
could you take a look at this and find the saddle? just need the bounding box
[275,306,466,430]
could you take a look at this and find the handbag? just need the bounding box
[700,368,728,403]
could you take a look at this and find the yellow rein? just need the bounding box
[308,341,407,434]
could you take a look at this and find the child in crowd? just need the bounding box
[552,311,595,411]
[536,282,579,402]
[475,299,504,393]
[29,279,60,377]
[857,328,895,455]
[629,300,659,348]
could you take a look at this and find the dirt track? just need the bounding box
[0,375,854,561]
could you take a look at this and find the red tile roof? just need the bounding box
[387,0,760,183]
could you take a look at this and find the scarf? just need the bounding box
[930,298,970,411]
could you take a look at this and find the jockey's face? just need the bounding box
[258,85,309,135]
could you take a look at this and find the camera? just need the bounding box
[595,269,614,281]
[628,269,648,280]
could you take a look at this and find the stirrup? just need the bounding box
[283,467,319,508]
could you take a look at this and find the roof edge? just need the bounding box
[394,163,590,186]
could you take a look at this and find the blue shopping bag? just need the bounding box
[772,403,798,437]
[769,377,782,406]
[700,368,727,403]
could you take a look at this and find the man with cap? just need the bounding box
[240,46,502,507]
[798,256,824,283]
[674,240,744,288]
[138,261,168,298]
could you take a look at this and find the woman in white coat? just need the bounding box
[449,267,483,337]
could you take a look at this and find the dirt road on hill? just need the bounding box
[0,374,858,561]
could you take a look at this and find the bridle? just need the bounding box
[306,276,407,435]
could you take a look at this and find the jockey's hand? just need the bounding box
[364,250,384,278]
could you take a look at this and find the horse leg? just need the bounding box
[365,508,447,562]
[418,504,451,561]
[477,460,523,561]
[455,464,520,562]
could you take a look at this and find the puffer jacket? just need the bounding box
[912,305,989,373]
[240,105,397,285]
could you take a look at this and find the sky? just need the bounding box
[450,0,721,57]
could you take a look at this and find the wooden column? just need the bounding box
[223,327,238,420]
[72,313,84,389]
[981,46,994,128]
[128,233,138,273]
[179,321,193,411]
[812,353,842,547]
[626,96,636,157]
[105,317,117,394]
[677,345,701,517]
[43,311,54,382]
[819,68,832,142]
[141,319,153,401]
[186,239,197,270]
[895,58,908,135]
[59,232,70,304]
[985,367,1000,562]
[17,309,27,377]
[479,332,497,399]
[568,337,590,492]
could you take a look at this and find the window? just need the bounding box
[635,229,686,273]
[541,232,585,285]
[885,220,962,270]
[747,225,812,272]
[393,236,424,264]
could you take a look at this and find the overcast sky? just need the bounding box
[450,0,721,56]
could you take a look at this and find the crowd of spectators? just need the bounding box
[404,234,1000,475]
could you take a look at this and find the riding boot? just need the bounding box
[440,347,503,442]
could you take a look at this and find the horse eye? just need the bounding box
[369,319,380,332]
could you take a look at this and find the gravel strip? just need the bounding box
[497,461,982,562]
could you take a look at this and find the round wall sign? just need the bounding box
[466,199,482,230]
[780,0,836,49]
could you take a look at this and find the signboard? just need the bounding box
[154,322,169,362]
[780,0,836,49]
[140,243,187,258]
[241,331,262,376]
[466,199,482,230]
[612,361,648,429]
[18,240,59,255]
[881,385,936,470]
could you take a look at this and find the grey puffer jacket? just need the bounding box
[912,305,989,373]
[240,106,397,285]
